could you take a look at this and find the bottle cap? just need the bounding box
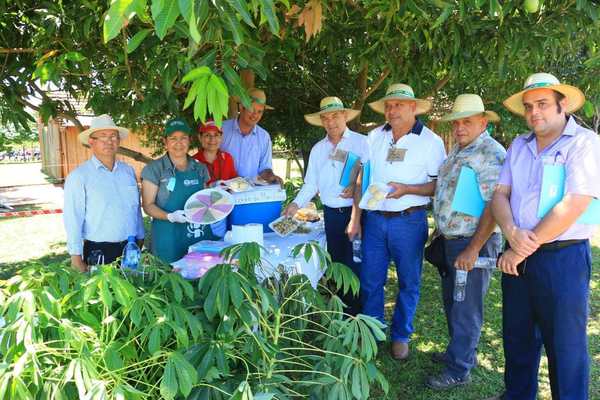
[127,235,136,242]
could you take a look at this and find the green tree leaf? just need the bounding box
[153,0,180,40]
[127,29,152,53]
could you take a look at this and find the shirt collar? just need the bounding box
[160,153,199,174]
[383,118,424,135]
[525,115,576,142]
[91,155,118,171]
[325,128,350,145]
[234,118,257,136]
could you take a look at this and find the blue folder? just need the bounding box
[339,151,361,188]
[450,166,485,217]
[538,164,600,224]
[361,161,371,196]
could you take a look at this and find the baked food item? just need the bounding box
[295,207,320,222]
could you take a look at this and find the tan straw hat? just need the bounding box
[440,94,500,122]
[304,96,361,126]
[368,83,432,115]
[244,88,274,110]
[78,114,129,144]
[503,73,585,116]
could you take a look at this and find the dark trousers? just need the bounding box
[83,240,127,265]
[440,233,502,378]
[502,240,591,400]
[323,205,361,316]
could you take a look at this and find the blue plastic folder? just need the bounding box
[361,161,371,196]
[537,164,600,224]
[339,151,361,188]
[450,166,485,217]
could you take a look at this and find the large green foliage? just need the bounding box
[0,243,388,399]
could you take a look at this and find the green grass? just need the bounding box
[1,214,598,399]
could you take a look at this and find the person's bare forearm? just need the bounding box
[142,202,169,220]
[491,189,516,235]
[404,181,436,196]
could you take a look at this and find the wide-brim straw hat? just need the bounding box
[440,94,500,122]
[368,83,432,115]
[237,88,274,110]
[503,72,585,116]
[78,114,129,144]
[304,96,361,126]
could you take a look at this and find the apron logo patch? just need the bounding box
[183,179,199,186]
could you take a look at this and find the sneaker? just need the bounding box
[426,372,472,390]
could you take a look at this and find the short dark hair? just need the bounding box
[553,90,565,113]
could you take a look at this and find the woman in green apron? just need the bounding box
[141,118,218,263]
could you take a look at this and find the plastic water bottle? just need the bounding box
[474,257,497,270]
[352,238,362,263]
[454,269,468,302]
[121,236,141,271]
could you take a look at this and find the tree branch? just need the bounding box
[122,29,145,101]
[426,73,451,98]
[0,48,35,54]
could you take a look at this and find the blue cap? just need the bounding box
[127,235,136,242]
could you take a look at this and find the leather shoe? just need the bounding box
[390,341,409,360]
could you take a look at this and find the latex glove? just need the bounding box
[167,210,188,223]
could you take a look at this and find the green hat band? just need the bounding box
[385,89,415,98]
[320,102,345,111]
[251,96,266,105]
[524,82,553,90]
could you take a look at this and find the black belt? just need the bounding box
[374,205,426,218]
[324,205,352,213]
[538,239,587,251]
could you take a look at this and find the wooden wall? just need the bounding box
[38,119,155,182]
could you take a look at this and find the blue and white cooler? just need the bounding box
[228,184,287,233]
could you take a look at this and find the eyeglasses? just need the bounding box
[90,134,119,142]
[202,134,222,140]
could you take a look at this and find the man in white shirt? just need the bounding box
[284,96,367,315]
[63,115,144,272]
[347,84,446,360]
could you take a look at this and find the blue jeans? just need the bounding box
[441,233,502,378]
[360,209,428,342]
[323,205,361,315]
[502,240,591,400]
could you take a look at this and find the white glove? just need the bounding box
[167,210,188,223]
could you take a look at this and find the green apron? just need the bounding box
[151,168,216,263]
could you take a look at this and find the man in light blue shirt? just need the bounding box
[283,96,367,315]
[220,88,282,184]
[63,114,144,272]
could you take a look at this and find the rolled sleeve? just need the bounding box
[565,134,600,199]
[141,163,159,185]
[63,172,85,255]
[427,137,447,180]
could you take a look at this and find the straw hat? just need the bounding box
[503,73,585,116]
[241,88,274,110]
[368,83,432,115]
[440,94,500,122]
[78,114,129,144]
[304,96,361,126]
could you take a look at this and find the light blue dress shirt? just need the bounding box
[220,118,273,178]
[63,156,144,255]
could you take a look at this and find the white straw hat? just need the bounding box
[503,73,585,116]
[304,96,361,126]
[368,83,432,115]
[440,94,500,122]
[78,114,129,144]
